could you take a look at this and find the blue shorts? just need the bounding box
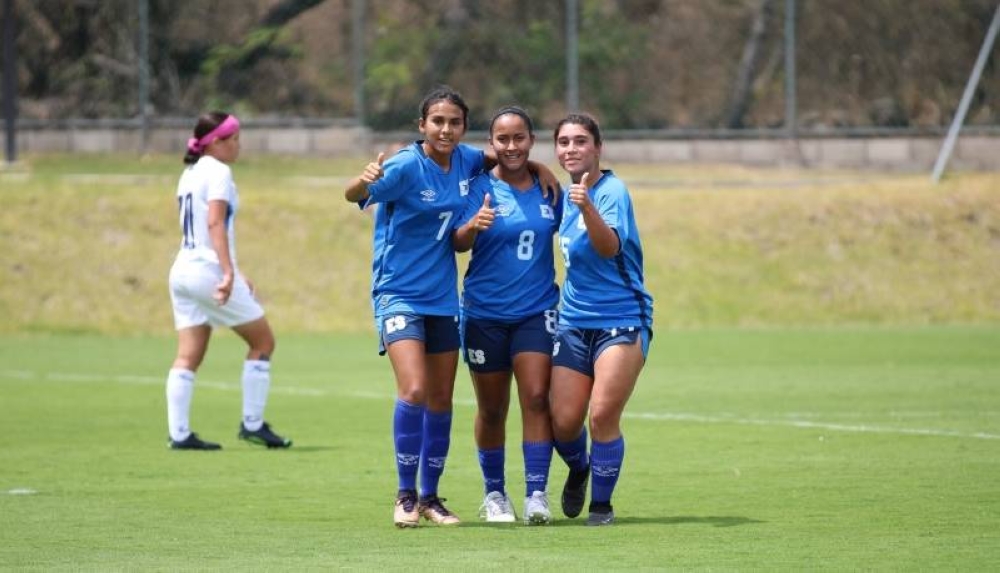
[551,326,652,377]
[377,313,460,356]
[462,310,558,372]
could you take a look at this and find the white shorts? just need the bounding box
[169,261,264,330]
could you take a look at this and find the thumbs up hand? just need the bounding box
[473,193,496,232]
[360,152,386,184]
[569,172,592,209]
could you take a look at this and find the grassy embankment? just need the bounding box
[1,154,997,334]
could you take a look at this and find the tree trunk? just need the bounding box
[724,0,774,128]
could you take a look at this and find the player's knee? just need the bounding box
[522,390,549,415]
[551,415,582,441]
[478,405,507,427]
[250,335,275,359]
[588,406,622,440]
[425,391,453,411]
[397,385,425,405]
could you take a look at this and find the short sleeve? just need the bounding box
[367,149,416,204]
[205,161,234,203]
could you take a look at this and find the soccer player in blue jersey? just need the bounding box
[453,107,562,525]
[548,113,654,526]
[344,87,558,528]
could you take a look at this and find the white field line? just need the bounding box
[5,369,1000,441]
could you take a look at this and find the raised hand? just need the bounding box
[360,152,386,184]
[568,172,592,209]
[473,193,496,232]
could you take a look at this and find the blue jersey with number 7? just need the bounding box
[364,141,485,317]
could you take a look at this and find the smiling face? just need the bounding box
[555,122,600,181]
[419,100,467,166]
[489,113,534,175]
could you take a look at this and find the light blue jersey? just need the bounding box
[557,170,653,329]
[365,141,485,316]
[460,172,562,320]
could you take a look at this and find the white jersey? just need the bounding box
[173,155,239,269]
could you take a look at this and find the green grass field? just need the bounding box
[2,155,999,569]
[2,328,998,570]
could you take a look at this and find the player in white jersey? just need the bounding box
[165,111,291,451]
[453,106,561,525]
[549,113,653,526]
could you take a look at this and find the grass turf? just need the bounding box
[1,327,997,570]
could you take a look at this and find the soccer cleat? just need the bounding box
[418,495,461,525]
[561,464,589,518]
[238,421,292,449]
[586,502,615,526]
[479,491,517,523]
[523,490,552,525]
[394,489,419,528]
[168,432,221,450]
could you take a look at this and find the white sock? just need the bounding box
[166,368,195,442]
[241,360,271,431]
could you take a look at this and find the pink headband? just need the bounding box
[187,115,240,154]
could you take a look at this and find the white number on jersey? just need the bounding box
[436,211,454,241]
[517,230,536,261]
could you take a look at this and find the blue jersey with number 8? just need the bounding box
[460,171,562,320]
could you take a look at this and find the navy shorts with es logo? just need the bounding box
[551,326,652,377]
[377,313,460,356]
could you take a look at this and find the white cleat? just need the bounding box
[523,490,552,525]
[479,491,517,523]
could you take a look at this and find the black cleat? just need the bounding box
[168,432,222,450]
[561,464,590,518]
[586,502,615,526]
[238,421,292,449]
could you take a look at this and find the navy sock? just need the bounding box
[523,440,553,497]
[419,410,452,497]
[478,447,506,495]
[554,427,589,473]
[590,435,625,505]
[393,398,424,492]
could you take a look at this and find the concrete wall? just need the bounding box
[9,125,999,171]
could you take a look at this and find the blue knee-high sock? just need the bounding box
[419,410,452,498]
[554,427,589,473]
[478,447,506,495]
[523,440,553,497]
[590,436,625,505]
[393,399,424,492]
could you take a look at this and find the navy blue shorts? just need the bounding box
[377,313,460,356]
[462,310,558,372]
[551,326,652,377]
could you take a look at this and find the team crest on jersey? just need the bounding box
[539,205,554,219]
[497,202,513,217]
[420,189,437,202]
[459,179,470,196]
